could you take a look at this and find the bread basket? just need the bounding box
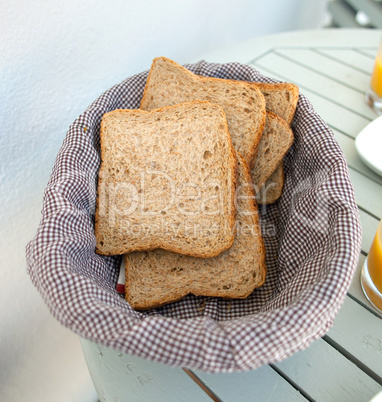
[26,61,362,372]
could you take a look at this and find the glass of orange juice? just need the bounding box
[366,38,382,114]
[361,219,382,312]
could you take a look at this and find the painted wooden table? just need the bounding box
[81,29,382,401]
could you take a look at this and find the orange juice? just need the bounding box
[367,220,382,292]
[370,54,382,97]
[361,219,382,311]
[366,38,382,114]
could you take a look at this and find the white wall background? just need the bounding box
[0,1,328,400]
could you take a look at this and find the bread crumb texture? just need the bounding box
[95,101,237,258]
[140,57,266,165]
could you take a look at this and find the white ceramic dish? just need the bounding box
[355,115,382,176]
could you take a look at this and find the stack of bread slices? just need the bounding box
[95,57,298,310]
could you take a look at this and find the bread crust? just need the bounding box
[249,81,299,125]
[223,79,299,125]
[250,111,294,190]
[256,163,285,205]
[251,82,297,202]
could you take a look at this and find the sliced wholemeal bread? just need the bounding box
[95,100,237,258]
[256,164,285,205]
[252,82,298,204]
[140,56,266,165]
[252,82,299,125]
[251,111,294,192]
[125,153,266,310]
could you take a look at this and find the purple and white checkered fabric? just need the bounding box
[26,61,362,372]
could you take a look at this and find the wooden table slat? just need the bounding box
[273,337,382,402]
[358,48,379,59]
[251,51,377,120]
[325,296,382,382]
[275,48,371,92]
[251,62,373,136]
[80,339,212,402]
[349,168,382,218]
[193,364,308,402]
[316,48,375,74]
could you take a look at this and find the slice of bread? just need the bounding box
[252,82,298,204]
[252,82,298,125]
[251,111,294,192]
[95,100,237,258]
[140,57,266,165]
[125,153,266,310]
[256,164,285,205]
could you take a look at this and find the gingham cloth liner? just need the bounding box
[26,60,362,372]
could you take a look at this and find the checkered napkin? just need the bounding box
[26,61,362,372]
